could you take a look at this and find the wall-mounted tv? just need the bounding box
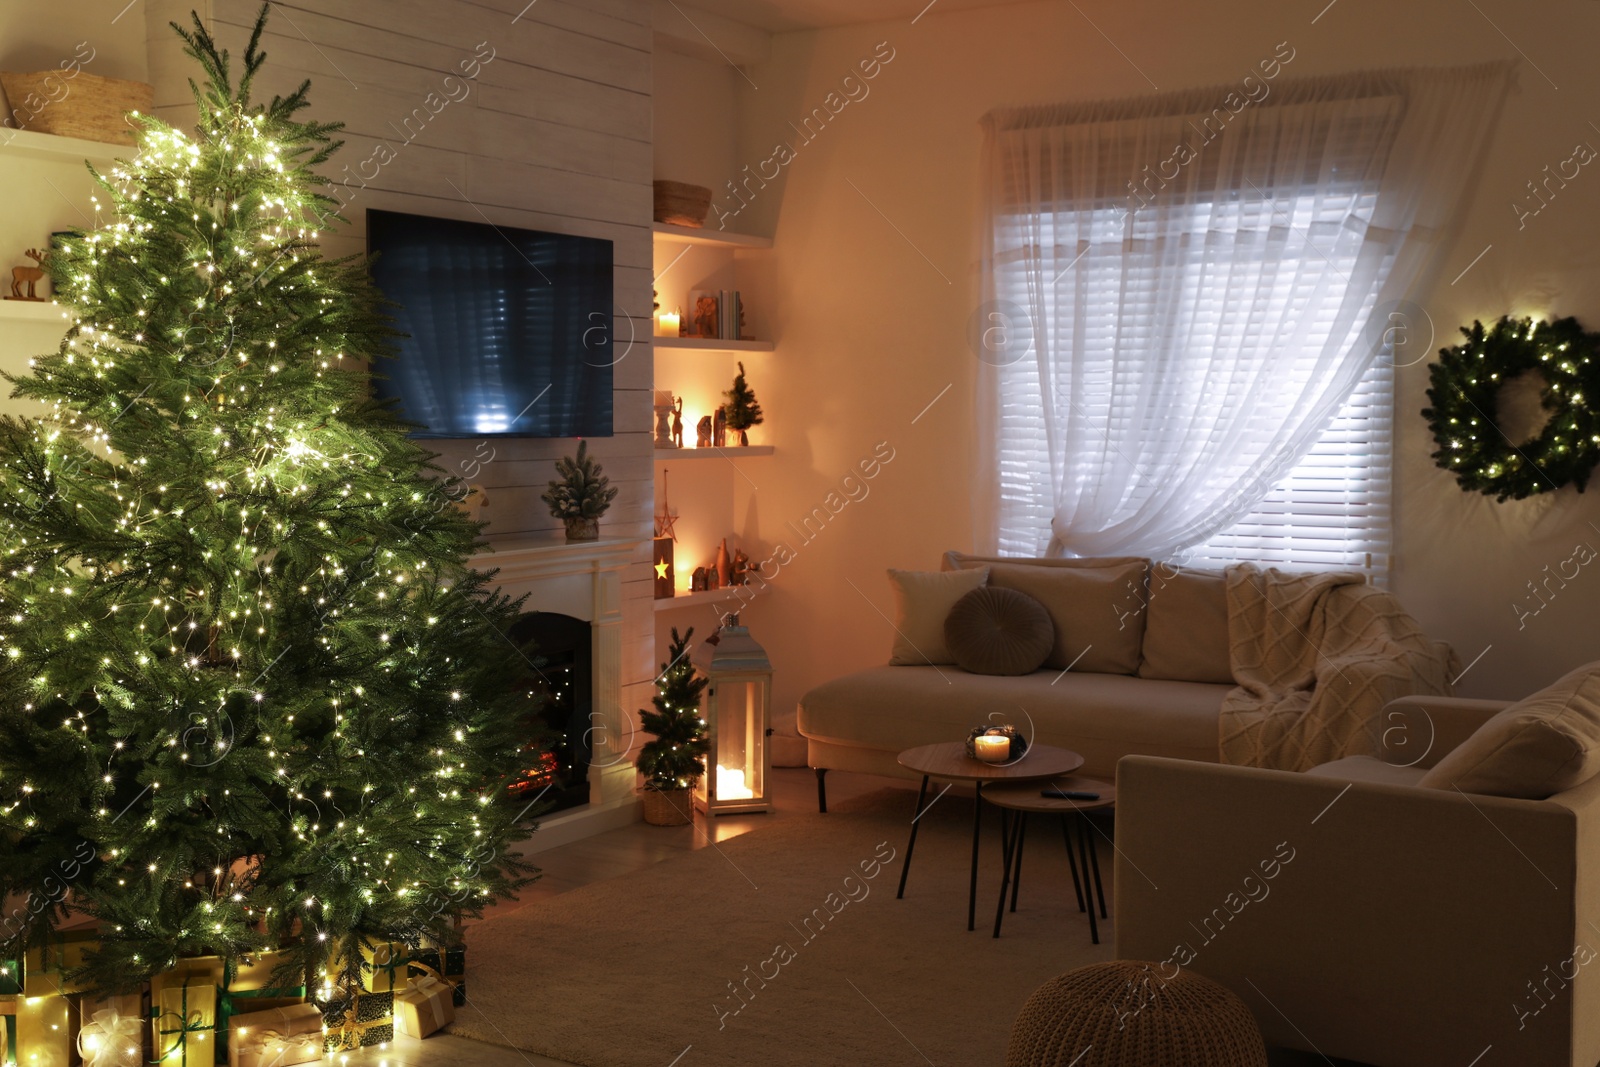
[366,208,614,438]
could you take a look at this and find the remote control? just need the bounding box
[1042,787,1100,800]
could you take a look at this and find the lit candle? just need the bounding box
[973,735,1010,763]
[716,763,754,799]
[657,310,681,337]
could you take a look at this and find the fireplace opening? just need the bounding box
[506,611,592,815]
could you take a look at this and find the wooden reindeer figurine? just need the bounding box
[8,249,46,301]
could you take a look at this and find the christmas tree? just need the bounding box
[636,629,709,791]
[723,362,763,446]
[0,6,544,995]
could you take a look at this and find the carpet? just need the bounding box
[450,788,1115,1067]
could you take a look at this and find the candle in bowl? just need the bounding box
[973,735,1010,763]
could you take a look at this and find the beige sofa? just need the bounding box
[799,552,1447,810]
[1116,690,1600,1067]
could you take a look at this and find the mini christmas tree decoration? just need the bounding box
[723,362,764,446]
[0,1,542,1014]
[542,439,619,541]
[637,628,711,826]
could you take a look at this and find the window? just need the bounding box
[990,164,1395,578]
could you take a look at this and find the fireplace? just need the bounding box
[469,534,646,851]
[506,611,592,814]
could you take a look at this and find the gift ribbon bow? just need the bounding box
[239,1029,321,1067]
[404,976,451,1029]
[78,1009,142,1067]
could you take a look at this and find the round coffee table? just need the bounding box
[983,774,1116,943]
[895,741,1085,931]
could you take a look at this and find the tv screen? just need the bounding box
[366,208,614,438]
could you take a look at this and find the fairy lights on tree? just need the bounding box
[0,5,544,991]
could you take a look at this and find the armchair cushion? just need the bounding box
[1420,660,1600,799]
[1305,754,1427,788]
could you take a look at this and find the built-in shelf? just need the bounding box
[0,300,69,323]
[650,222,772,250]
[0,128,131,164]
[654,586,761,612]
[654,445,773,461]
[654,336,774,353]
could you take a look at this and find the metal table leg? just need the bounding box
[968,781,983,931]
[993,810,1026,938]
[1059,814,1086,913]
[1074,814,1100,945]
[1085,813,1107,920]
[1010,813,1027,913]
[896,774,931,900]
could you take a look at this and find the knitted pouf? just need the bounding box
[1005,961,1269,1067]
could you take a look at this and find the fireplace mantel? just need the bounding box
[472,534,648,850]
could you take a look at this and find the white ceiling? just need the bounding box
[680,0,1037,32]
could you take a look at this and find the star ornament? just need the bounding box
[654,559,670,580]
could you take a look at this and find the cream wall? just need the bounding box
[682,0,1600,737]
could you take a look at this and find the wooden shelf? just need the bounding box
[0,128,131,165]
[0,300,69,323]
[651,222,772,250]
[654,586,761,612]
[654,445,773,461]
[655,336,774,353]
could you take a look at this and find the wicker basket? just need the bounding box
[1005,961,1268,1066]
[653,180,713,228]
[1,70,153,146]
[642,787,694,826]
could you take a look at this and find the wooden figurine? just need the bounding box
[693,295,719,339]
[713,407,727,448]
[671,397,684,448]
[691,566,709,593]
[730,549,751,586]
[8,249,45,301]
[696,416,713,448]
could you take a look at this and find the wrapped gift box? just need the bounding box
[23,930,99,997]
[16,994,77,1067]
[324,942,407,996]
[314,990,391,1053]
[77,993,145,1067]
[393,976,454,1039]
[225,1003,321,1067]
[2,997,16,1067]
[151,959,223,1067]
[0,959,20,996]
[218,951,305,1065]
[407,943,466,1007]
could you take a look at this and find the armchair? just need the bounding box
[1115,694,1600,1067]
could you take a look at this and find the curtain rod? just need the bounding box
[982,59,1517,132]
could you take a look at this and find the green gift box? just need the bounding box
[0,960,20,997]
[407,945,466,1007]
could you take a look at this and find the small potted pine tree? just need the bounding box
[541,439,618,541]
[723,361,764,446]
[637,628,711,826]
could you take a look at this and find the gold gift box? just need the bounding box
[22,931,98,998]
[226,1003,322,1067]
[16,995,77,1067]
[393,977,454,1039]
[150,958,223,1067]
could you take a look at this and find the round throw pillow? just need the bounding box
[944,586,1054,676]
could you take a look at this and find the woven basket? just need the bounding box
[641,787,694,826]
[1,71,153,145]
[653,180,712,228]
[1005,961,1268,1066]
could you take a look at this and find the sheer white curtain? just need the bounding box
[977,64,1514,560]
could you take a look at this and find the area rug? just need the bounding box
[449,788,1115,1067]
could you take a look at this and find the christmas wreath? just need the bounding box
[1422,316,1600,501]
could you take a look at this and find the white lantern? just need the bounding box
[694,615,772,815]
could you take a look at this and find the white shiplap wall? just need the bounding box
[143,0,657,742]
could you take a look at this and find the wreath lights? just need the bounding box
[1423,316,1600,501]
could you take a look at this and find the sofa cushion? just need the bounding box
[886,567,989,666]
[982,561,1148,675]
[944,586,1054,676]
[1419,661,1600,799]
[1305,755,1427,788]
[1137,564,1234,685]
[797,665,1229,777]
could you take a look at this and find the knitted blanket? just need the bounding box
[1218,564,1458,771]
